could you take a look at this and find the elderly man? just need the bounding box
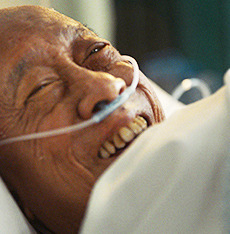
[0,5,230,234]
[0,5,164,233]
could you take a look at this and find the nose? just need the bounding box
[75,70,126,120]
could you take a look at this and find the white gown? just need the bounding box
[80,71,230,234]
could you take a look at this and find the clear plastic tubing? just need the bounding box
[0,55,139,146]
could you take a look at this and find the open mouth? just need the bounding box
[99,116,147,159]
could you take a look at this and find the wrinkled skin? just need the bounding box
[0,5,165,233]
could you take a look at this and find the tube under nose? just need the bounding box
[0,55,140,145]
[92,55,140,122]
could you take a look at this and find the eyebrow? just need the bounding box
[7,46,49,103]
[8,58,28,100]
[59,24,94,47]
[82,24,97,35]
[11,59,27,80]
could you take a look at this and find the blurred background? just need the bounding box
[1,0,229,103]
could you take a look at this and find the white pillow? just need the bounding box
[0,177,36,233]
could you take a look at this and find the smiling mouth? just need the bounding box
[99,116,147,159]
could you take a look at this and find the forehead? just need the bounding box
[0,5,82,30]
[0,5,98,57]
[0,6,96,55]
[0,9,92,47]
[7,21,95,78]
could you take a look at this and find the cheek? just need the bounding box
[34,101,104,178]
[138,72,159,101]
[23,137,95,205]
[38,103,74,132]
[18,145,93,233]
[137,73,165,121]
[36,127,97,182]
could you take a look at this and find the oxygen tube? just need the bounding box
[0,55,139,146]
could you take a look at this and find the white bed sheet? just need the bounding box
[80,72,230,233]
[0,177,36,234]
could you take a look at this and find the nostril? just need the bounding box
[92,85,126,114]
[77,74,127,120]
[92,100,110,113]
[119,86,126,95]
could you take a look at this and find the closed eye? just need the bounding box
[27,78,64,100]
[27,83,51,99]
[25,79,66,106]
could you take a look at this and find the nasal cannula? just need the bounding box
[0,55,139,146]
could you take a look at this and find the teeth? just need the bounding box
[119,127,135,142]
[135,116,147,130]
[99,147,110,159]
[128,121,143,134]
[99,116,148,159]
[103,141,116,154]
[113,134,126,149]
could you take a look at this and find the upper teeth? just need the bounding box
[99,116,147,159]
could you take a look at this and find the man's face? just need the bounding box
[0,5,164,233]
